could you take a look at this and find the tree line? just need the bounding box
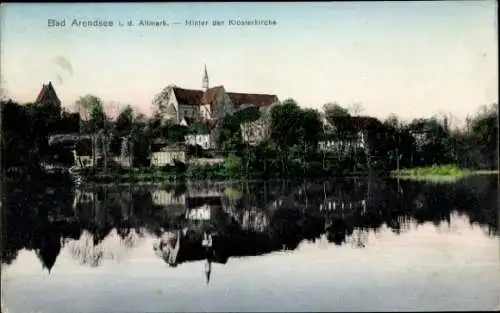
[1,94,497,179]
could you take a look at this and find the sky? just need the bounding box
[1,2,498,124]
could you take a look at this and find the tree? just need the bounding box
[1,100,39,171]
[76,95,107,131]
[300,108,323,148]
[218,114,243,155]
[270,99,303,148]
[166,125,189,144]
[130,126,151,167]
[116,105,134,133]
[269,99,323,176]
[470,103,498,169]
[151,85,177,122]
[223,154,242,177]
[385,114,400,129]
[75,95,110,168]
[323,102,350,122]
[234,106,261,123]
[348,102,364,116]
[0,80,8,101]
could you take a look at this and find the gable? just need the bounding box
[35,83,60,105]
[201,86,224,105]
[167,89,178,107]
[173,87,203,106]
[48,85,60,103]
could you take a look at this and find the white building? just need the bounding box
[318,117,368,152]
[151,147,186,167]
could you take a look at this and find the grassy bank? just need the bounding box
[71,158,350,183]
[391,164,498,182]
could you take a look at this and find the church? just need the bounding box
[153,65,280,146]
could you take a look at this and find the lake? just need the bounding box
[1,176,499,312]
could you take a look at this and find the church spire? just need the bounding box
[202,64,209,91]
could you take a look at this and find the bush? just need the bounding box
[223,154,242,177]
[395,164,470,177]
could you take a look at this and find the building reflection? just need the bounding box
[1,176,497,281]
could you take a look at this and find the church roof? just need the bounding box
[172,85,278,109]
[35,81,60,104]
[172,87,204,105]
[201,86,224,104]
[227,92,278,108]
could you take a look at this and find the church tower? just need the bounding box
[202,64,209,91]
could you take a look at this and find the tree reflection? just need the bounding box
[1,177,497,276]
[67,231,105,267]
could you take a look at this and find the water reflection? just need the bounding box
[2,177,498,277]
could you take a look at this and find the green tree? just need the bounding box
[323,102,350,121]
[470,103,498,169]
[217,114,243,155]
[166,124,190,144]
[76,95,107,131]
[1,100,39,172]
[223,154,242,177]
[116,105,134,133]
[75,95,110,168]
[269,99,323,176]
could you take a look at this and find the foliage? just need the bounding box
[217,114,244,156]
[323,102,351,120]
[116,105,134,133]
[76,94,107,131]
[166,125,190,144]
[223,154,243,177]
[234,106,261,123]
[1,92,497,181]
[393,164,472,178]
[190,122,209,135]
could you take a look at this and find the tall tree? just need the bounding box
[76,95,107,131]
[348,102,364,116]
[323,102,350,123]
[470,103,498,169]
[75,95,109,168]
[116,105,134,133]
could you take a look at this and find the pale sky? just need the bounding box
[1,2,498,123]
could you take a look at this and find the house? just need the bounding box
[238,104,275,146]
[318,116,381,153]
[153,65,279,148]
[48,133,95,167]
[407,120,434,150]
[152,189,186,207]
[48,131,134,169]
[150,140,186,167]
[151,188,186,217]
[35,81,62,116]
[182,118,219,150]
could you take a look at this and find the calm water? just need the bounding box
[2,177,499,312]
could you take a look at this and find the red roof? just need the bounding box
[172,86,278,109]
[201,86,224,105]
[172,87,204,106]
[227,92,278,108]
[35,82,60,104]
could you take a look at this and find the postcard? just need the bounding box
[1,2,498,312]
